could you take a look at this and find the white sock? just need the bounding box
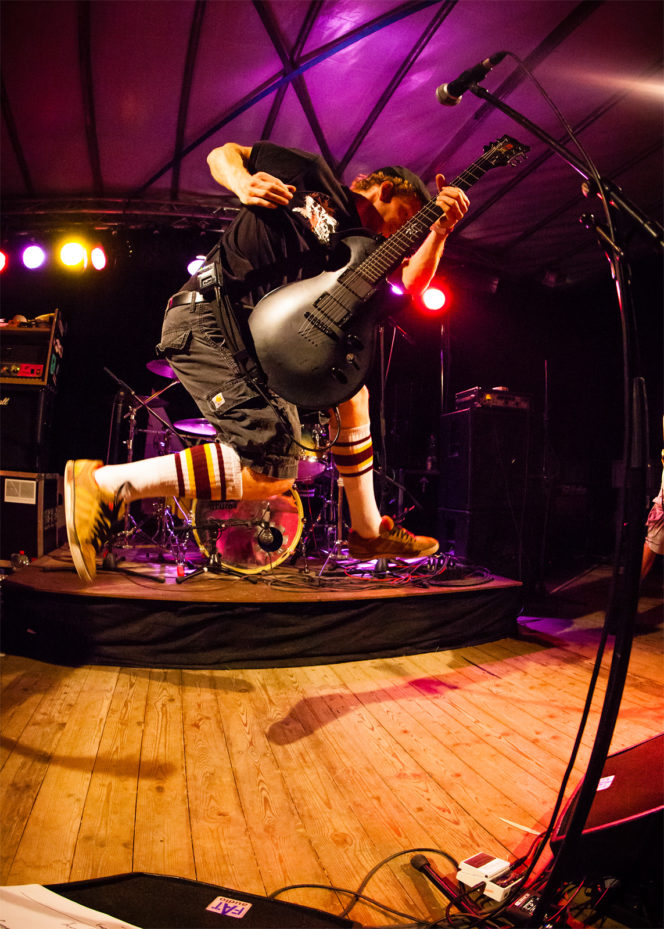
[93,443,243,502]
[331,424,381,538]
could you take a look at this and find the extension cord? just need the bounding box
[504,890,542,924]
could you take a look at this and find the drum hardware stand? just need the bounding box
[318,476,347,575]
[175,516,267,583]
[103,366,182,552]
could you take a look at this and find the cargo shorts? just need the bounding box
[156,299,301,480]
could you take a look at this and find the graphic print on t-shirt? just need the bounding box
[292,193,339,245]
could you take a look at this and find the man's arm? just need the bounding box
[207,142,295,209]
[401,176,469,294]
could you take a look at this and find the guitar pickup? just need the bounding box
[338,269,375,300]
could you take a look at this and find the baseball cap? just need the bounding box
[376,165,431,205]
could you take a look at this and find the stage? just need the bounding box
[1,543,522,669]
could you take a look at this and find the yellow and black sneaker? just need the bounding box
[347,516,439,559]
[64,459,117,584]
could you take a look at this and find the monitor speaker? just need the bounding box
[0,385,56,471]
[439,407,530,511]
[550,734,664,878]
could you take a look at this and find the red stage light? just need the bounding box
[91,246,107,270]
[417,282,448,313]
[0,250,7,272]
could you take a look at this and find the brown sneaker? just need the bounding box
[347,516,439,559]
[64,460,117,584]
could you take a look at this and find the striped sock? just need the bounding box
[94,442,243,502]
[331,424,381,538]
[331,426,374,478]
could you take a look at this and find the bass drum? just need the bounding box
[191,489,303,575]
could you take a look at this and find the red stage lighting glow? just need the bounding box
[91,246,107,270]
[421,286,446,311]
[0,251,7,272]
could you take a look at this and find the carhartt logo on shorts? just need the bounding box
[212,391,225,409]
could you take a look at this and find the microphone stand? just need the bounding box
[466,83,657,925]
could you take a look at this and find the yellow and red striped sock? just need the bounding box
[331,425,381,538]
[94,442,242,502]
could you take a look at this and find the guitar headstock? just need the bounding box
[483,135,530,167]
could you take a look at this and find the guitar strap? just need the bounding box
[195,254,303,440]
[196,254,261,383]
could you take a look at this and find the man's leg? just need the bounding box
[330,386,438,558]
[65,445,292,584]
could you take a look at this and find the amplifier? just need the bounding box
[551,734,664,879]
[0,384,57,471]
[0,310,65,387]
[455,386,530,411]
[0,470,66,565]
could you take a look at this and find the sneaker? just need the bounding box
[347,516,439,559]
[64,460,116,584]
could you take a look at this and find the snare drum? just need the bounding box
[297,425,328,482]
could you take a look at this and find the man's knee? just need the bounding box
[335,385,370,426]
[241,466,294,500]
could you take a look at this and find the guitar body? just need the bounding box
[247,136,529,411]
[248,232,384,410]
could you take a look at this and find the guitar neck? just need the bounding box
[358,154,493,286]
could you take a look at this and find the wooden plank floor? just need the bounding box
[1,565,662,927]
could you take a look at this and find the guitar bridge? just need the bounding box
[300,309,341,343]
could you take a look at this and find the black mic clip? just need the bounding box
[436,51,507,106]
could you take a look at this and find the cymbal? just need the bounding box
[174,417,217,437]
[147,358,177,379]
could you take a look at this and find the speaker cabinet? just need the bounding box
[0,385,56,471]
[0,471,65,565]
[439,407,531,511]
[437,505,527,576]
[438,407,536,577]
[550,734,664,878]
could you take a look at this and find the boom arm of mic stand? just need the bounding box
[469,84,664,248]
[465,83,650,927]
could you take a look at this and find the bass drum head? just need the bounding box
[191,489,303,575]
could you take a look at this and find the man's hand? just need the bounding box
[207,143,295,208]
[238,171,296,209]
[430,173,469,236]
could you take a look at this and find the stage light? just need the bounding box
[0,250,7,272]
[60,241,88,268]
[91,246,107,270]
[187,254,206,276]
[23,244,47,270]
[421,285,447,311]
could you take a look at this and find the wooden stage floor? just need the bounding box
[1,563,662,927]
[1,543,523,669]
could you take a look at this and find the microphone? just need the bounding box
[436,51,506,106]
[256,525,283,552]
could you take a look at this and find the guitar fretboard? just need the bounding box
[357,150,500,286]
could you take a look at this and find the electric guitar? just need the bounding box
[248,136,529,410]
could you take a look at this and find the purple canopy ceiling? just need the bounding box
[2,0,662,287]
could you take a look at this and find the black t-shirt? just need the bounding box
[189,142,362,311]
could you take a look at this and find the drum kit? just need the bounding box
[106,358,344,580]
